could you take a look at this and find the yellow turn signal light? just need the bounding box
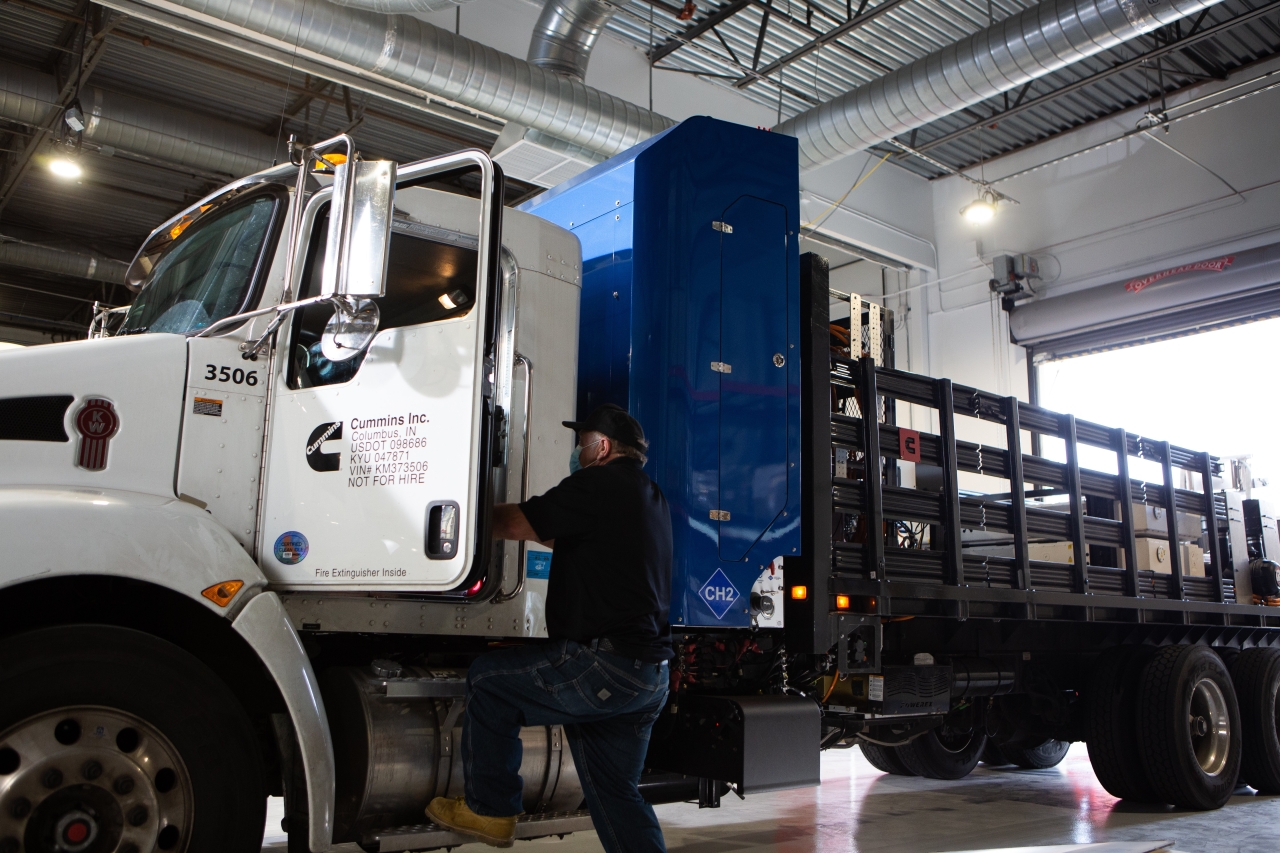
[201,580,245,607]
[790,585,808,600]
[835,595,851,610]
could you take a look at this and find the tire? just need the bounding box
[1230,647,1280,794]
[0,625,266,853]
[1085,644,1159,802]
[1001,738,1070,770]
[1137,644,1242,810]
[980,740,1010,766]
[898,725,986,780]
[858,742,916,776]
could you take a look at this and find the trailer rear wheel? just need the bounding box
[1230,647,1280,794]
[1137,644,1241,810]
[858,743,916,776]
[999,739,1070,770]
[897,725,985,780]
[1085,644,1158,802]
[0,625,266,853]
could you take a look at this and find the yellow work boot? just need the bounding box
[425,796,517,848]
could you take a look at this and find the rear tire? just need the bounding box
[858,742,916,776]
[1085,644,1158,802]
[1136,644,1241,810]
[1000,738,1070,770]
[0,625,267,853]
[898,725,986,780]
[1230,647,1280,794]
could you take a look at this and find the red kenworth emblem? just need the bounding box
[75,398,119,471]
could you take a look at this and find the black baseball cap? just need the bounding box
[563,404,648,451]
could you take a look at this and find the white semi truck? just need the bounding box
[0,138,611,853]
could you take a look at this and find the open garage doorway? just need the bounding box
[1036,317,1280,506]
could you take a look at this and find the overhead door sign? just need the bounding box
[1125,255,1234,294]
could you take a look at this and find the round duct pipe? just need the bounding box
[326,0,471,13]
[115,0,672,160]
[527,0,618,81]
[0,60,279,179]
[777,0,1227,172]
[0,240,128,285]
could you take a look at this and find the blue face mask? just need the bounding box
[569,438,602,474]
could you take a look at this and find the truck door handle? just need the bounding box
[494,353,533,603]
[426,501,460,560]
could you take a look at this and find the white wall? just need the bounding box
[925,55,1280,401]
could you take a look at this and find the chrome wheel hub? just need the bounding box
[0,707,193,853]
[1189,678,1231,776]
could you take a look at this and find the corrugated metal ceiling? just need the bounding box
[2,0,1278,335]
[607,0,1280,177]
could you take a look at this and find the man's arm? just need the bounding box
[492,504,553,547]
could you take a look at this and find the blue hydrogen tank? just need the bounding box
[518,116,801,629]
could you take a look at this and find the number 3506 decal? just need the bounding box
[205,364,259,386]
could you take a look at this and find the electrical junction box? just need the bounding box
[1132,503,1201,540]
[1121,539,1206,576]
[520,117,802,629]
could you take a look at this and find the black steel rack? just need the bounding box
[784,254,1280,662]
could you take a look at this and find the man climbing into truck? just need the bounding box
[426,404,674,852]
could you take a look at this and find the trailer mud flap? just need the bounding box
[645,695,820,793]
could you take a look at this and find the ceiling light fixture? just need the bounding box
[960,190,998,224]
[49,158,83,180]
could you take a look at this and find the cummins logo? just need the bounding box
[306,422,342,472]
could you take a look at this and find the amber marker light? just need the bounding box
[201,580,245,607]
[835,595,851,610]
[790,585,808,600]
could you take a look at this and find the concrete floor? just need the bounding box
[263,744,1280,852]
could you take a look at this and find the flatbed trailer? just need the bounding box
[780,255,1280,809]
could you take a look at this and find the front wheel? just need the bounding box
[0,625,267,853]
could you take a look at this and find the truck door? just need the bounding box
[717,196,791,562]
[259,167,502,592]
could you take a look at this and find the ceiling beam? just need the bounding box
[648,0,753,65]
[910,0,1280,157]
[732,0,912,88]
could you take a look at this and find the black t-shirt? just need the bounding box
[520,457,673,662]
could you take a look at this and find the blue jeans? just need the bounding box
[462,639,670,853]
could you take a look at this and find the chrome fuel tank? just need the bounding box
[320,665,583,842]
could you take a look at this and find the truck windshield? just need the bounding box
[119,194,279,336]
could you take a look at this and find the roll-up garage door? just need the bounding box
[1010,241,1280,361]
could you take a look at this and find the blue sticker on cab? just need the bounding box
[526,550,552,580]
[275,531,309,565]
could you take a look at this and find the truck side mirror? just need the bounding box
[322,159,397,299]
[318,158,395,361]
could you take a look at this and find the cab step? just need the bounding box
[365,810,595,852]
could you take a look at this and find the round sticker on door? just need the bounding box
[275,531,309,565]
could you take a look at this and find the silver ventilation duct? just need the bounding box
[113,0,673,160]
[326,0,469,12]
[0,60,279,178]
[527,0,617,81]
[778,0,1227,172]
[0,240,129,285]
